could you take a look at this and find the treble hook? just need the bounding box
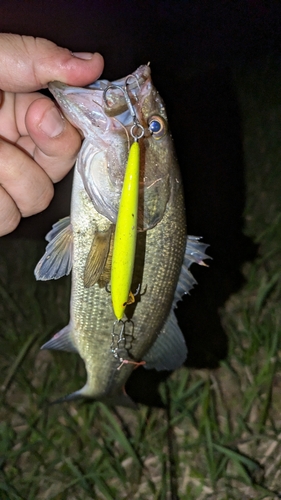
[111,318,135,359]
[103,79,144,141]
[124,74,141,100]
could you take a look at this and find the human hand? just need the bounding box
[0,34,104,236]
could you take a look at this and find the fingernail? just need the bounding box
[39,106,65,138]
[72,51,93,60]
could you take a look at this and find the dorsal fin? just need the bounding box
[143,235,210,371]
[173,235,210,307]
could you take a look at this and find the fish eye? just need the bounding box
[148,115,166,139]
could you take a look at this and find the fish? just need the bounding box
[34,65,210,407]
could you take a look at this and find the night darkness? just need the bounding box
[1,0,281,405]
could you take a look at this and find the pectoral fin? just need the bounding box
[34,216,73,281]
[143,311,187,371]
[84,226,113,288]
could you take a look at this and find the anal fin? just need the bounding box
[143,311,187,371]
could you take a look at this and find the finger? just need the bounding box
[0,91,48,142]
[0,185,21,236]
[0,137,54,218]
[0,34,104,92]
[24,97,82,182]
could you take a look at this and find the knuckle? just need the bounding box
[22,182,54,216]
[38,186,54,212]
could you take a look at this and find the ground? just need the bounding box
[0,60,281,499]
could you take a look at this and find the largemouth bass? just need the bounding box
[35,65,209,406]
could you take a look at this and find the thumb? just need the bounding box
[0,34,104,92]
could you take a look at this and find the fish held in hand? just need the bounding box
[34,65,210,407]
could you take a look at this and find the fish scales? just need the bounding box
[35,65,209,406]
[70,153,186,398]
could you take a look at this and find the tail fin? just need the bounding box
[49,386,137,409]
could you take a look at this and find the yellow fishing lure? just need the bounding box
[111,141,140,320]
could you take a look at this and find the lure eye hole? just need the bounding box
[148,115,166,139]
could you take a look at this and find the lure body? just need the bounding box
[111,141,140,320]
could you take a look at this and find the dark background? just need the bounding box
[1,0,280,405]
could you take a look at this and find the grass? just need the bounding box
[1,59,281,499]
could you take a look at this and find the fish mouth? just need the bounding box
[88,64,150,93]
[48,65,151,132]
[48,65,171,229]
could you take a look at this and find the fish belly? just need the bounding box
[69,168,186,399]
